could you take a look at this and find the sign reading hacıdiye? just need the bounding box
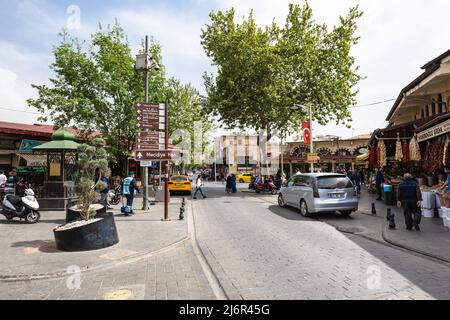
[417,119,450,142]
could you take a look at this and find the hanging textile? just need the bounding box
[402,141,409,165]
[409,136,421,161]
[395,138,403,162]
[379,140,387,168]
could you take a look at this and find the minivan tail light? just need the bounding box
[313,188,320,198]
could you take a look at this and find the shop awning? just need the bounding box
[17,154,47,167]
[356,152,369,162]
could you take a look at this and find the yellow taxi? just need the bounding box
[168,175,192,195]
[236,172,254,183]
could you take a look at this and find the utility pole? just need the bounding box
[142,35,149,211]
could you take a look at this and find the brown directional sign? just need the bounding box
[135,150,180,161]
[136,131,165,151]
[136,103,162,130]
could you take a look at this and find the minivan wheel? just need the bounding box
[278,194,286,208]
[299,200,310,217]
[341,210,352,217]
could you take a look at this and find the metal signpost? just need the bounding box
[135,102,174,221]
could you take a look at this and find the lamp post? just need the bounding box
[293,104,314,173]
[135,36,160,211]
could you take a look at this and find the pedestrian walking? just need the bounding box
[231,174,237,193]
[397,173,423,231]
[226,175,232,194]
[121,172,140,216]
[375,167,384,200]
[275,169,282,190]
[193,175,207,199]
[0,170,6,187]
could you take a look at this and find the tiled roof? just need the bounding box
[0,121,100,140]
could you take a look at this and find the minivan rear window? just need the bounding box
[317,176,353,189]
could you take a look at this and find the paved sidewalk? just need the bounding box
[0,197,188,280]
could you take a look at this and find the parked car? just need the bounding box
[168,175,192,195]
[236,172,253,183]
[278,173,358,217]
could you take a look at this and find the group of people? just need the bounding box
[225,174,237,194]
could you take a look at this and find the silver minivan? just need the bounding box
[278,173,358,217]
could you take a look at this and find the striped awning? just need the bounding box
[17,154,47,167]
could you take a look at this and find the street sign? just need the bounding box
[136,131,165,151]
[307,153,318,162]
[136,103,162,130]
[139,160,153,167]
[136,150,180,161]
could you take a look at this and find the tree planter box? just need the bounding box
[54,212,119,252]
[66,203,107,223]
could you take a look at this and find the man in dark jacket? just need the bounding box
[397,173,423,231]
[375,168,383,200]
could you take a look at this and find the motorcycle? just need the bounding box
[249,180,278,195]
[108,185,122,206]
[0,187,40,224]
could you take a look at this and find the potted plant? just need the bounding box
[53,138,119,251]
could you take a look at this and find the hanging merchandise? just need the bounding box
[444,135,449,167]
[379,140,387,168]
[402,141,409,165]
[376,144,381,168]
[409,135,421,161]
[369,145,376,167]
[423,143,429,172]
[395,137,403,162]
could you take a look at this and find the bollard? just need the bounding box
[387,208,396,229]
[371,203,377,215]
[179,207,185,220]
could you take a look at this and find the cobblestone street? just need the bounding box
[192,183,450,300]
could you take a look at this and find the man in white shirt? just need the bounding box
[0,170,6,187]
[193,175,206,199]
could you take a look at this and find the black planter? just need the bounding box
[54,212,119,252]
[66,202,107,223]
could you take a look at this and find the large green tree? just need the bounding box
[165,78,214,168]
[201,2,363,138]
[28,23,166,171]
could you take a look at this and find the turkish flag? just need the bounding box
[302,122,311,144]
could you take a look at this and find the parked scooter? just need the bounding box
[108,185,122,206]
[0,187,40,223]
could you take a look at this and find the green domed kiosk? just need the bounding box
[33,128,79,210]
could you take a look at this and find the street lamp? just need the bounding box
[135,36,160,210]
[293,104,314,173]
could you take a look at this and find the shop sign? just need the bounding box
[417,119,450,142]
[19,140,42,154]
[307,153,319,163]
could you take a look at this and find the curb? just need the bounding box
[381,227,450,265]
[188,200,234,300]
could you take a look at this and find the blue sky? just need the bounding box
[1,0,450,138]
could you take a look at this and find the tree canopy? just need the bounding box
[28,22,211,171]
[201,2,363,138]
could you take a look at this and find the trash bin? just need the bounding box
[383,184,394,206]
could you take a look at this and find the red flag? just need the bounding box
[301,122,311,144]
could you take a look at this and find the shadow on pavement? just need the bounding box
[11,240,61,253]
[268,205,320,222]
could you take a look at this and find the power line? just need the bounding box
[0,106,44,116]
[348,98,396,109]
